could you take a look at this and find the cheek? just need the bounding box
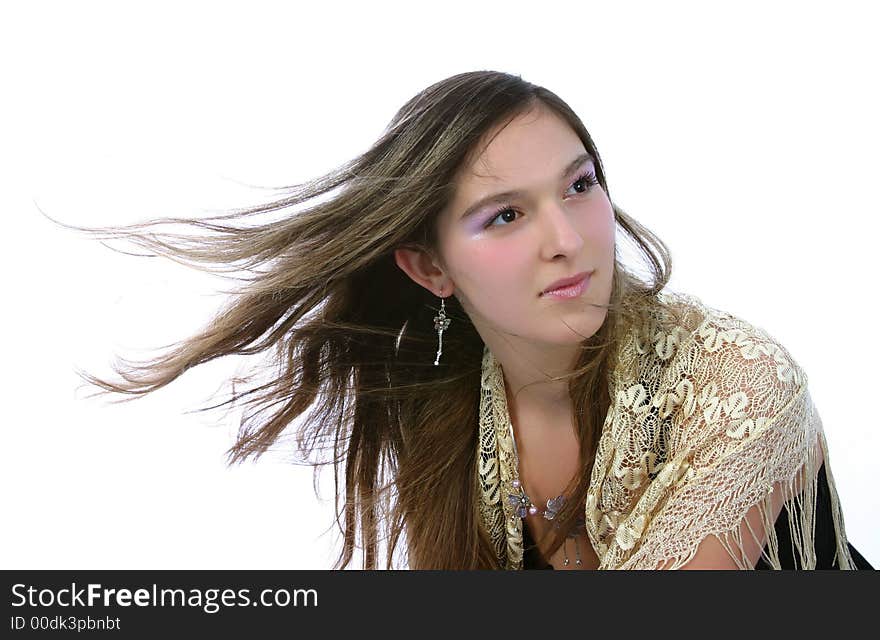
[472,242,531,282]
[581,200,616,251]
[452,243,533,304]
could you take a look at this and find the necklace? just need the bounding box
[505,418,587,567]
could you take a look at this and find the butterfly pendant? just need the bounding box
[544,495,566,520]
[507,492,532,519]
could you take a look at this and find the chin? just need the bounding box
[547,307,608,343]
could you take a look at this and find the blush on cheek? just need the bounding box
[473,248,530,304]
[471,243,521,275]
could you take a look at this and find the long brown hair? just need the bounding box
[48,70,676,569]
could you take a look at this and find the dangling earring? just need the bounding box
[433,292,451,366]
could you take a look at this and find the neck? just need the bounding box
[484,336,581,416]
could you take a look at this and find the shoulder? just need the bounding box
[654,290,806,378]
[646,295,826,521]
[671,292,806,410]
[643,290,808,401]
[609,289,812,463]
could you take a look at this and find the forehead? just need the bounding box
[455,106,586,193]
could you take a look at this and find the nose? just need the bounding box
[538,202,584,260]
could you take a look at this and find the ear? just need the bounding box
[393,246,454,297]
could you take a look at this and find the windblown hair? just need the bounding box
[53,70,678,569]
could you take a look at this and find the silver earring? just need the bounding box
[433,295,451,366]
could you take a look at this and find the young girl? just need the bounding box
[65,70,871,570]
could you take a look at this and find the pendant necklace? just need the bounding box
[505,418,587,567]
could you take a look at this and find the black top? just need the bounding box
[522,463,873,570]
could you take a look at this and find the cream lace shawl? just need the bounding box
[477,291,856,570]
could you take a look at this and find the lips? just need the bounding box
[541,270,591,296]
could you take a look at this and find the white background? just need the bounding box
[2,0,877,569]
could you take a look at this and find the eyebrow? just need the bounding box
[458,151,594,220]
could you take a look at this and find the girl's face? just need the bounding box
[434,105,616,348]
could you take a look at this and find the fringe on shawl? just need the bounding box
[707,430,854,570]
[642,429,856,571]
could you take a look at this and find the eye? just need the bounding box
[484,205,520,229]
[566,169,600,197]
[483,169,600,229]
